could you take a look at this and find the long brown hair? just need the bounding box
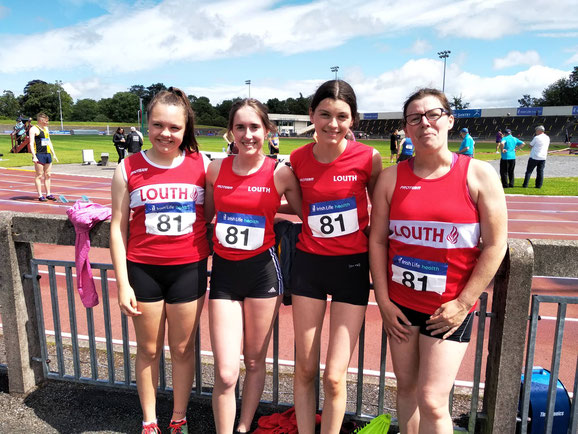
[310,80,359,128]
[228,99,276,133]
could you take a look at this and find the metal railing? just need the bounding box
[519,294,578,434]
[27,257,493,426]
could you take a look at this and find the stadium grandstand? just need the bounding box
[356,105,578,142]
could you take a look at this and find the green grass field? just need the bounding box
[1,134,575,195]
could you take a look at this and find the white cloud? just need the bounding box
[538,32,578,38]
[1,0,577,74]
[564,46,578,64]
[409,39,431,55]
[493,50,541,70]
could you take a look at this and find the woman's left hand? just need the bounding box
[425,299,471,340]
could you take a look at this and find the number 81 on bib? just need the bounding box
[308,197,359,238]
[391,255,448,295]
[215,211,266,250]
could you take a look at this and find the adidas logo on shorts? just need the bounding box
[268,287,277,294]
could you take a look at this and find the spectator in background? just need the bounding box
[397,136,414,162]
[390,128,401,163]
[13,116,27,148]
[112,127,126,163]
[126,126,143,156]
[499,129,524,188]
[495,129,503,153]
[521,125,550,189]
[223,130,238,155]
[268,131,280,157]
[457,128,475,158]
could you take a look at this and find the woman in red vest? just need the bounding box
[369,88,507,433]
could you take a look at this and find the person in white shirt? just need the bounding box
[521,125,550,188]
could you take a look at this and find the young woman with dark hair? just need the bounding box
[290,80,382,433]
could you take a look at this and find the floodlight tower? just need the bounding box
[245,80,251,98]
[56,80,64,131]
[437,51,451,92]
[330,66,339,80]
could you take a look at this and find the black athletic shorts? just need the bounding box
[392,301,474,343]
[209,247,283,301]
[290,250,370,306]
[127,258,207,304]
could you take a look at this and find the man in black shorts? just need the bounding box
[390,128,400,163]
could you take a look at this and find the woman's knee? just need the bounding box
[169,342,195,363]
[295,361,319,384]
[137,343,162,363]
[417,389,450,420]
[214,365,240,390]
[323,370,346,397]
[242,355,265,375]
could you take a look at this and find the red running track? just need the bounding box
[0,168,576,392]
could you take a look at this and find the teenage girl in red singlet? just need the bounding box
[369,88,507,434]
[289,80,382,434]
[110,88,209,434]
[205,99,301,434]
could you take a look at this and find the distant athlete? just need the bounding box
[29,113,59,201]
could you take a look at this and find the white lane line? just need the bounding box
[508,231,578,237]
[508,219,578,223]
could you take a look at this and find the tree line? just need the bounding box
[0,81,311,126]
[1,68,576,125]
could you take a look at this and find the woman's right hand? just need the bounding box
[118,286,142,316]
[380,300,412,344]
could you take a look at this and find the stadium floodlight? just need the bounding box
[330,66,339,80]
[245,80,251,98]
[56,80,64,131]
[437,51,451,92]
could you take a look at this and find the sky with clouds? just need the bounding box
[1,0,577,112]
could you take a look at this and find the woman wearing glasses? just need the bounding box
[369,88,507,433]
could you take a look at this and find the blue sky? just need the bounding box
[1,0,577,112]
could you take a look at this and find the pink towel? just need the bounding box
[66,200,112,308]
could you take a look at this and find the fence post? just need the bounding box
[0,211,44,394]
[481,239,534,433]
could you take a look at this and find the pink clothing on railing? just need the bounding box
[66,200,112,308]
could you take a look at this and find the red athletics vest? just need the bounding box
[290,140,373,256]
[387,154,481,314]
[212,156,280,261]
[123,150,210,265]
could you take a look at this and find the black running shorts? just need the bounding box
[209,248,283,301]
[127,259,207,304]
[392,301,474,343]
[290,250,370,306]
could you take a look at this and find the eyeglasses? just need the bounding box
[404,108,449,126]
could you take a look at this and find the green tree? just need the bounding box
[215,98,242,121]
[99,92,139,122]
[19,81,73,121]
[540,66,578,106]
[0,90,21,118]
[266,98,289,114]
[189,95,218,126]
[71,98,100,121]
[518,94,541,107]
[449,95,470,110]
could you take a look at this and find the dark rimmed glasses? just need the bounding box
[404,108,449,126]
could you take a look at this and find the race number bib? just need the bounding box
[144,202,195,236]
[391,255,448,295]
[308,197,359,238]
[215,212,265,250]
[41,138,51,151]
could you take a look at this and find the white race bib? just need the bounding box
[391,255,448,295]
[144,201,195,236]
[308,197,359,238]
[215,212,266,250]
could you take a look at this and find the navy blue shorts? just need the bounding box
[36,153,52,165]
[291,250,370,306]
[392,301,474,343]
[127,259,207,304]
[209,248,283,301]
